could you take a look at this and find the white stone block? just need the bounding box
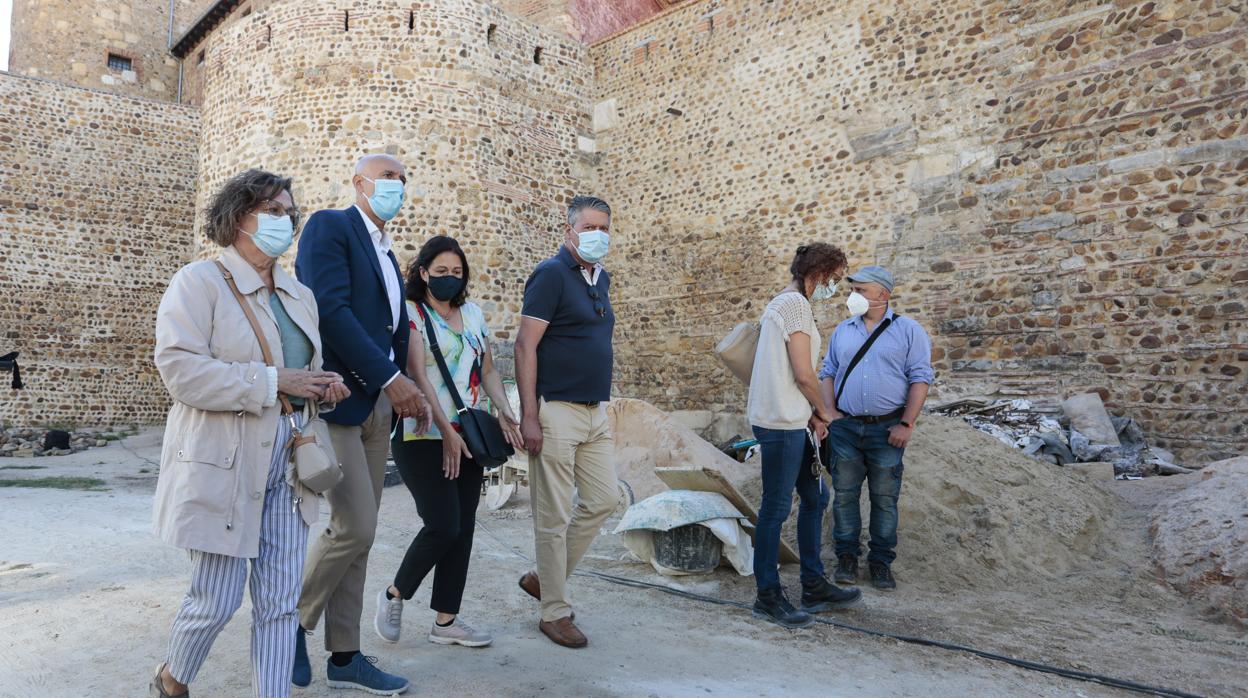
[593,99,619,132]
[577,135,596,153]
[122,70,138,83]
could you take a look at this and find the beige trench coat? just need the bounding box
[152,245,329,558]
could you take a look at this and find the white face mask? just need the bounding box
[811,281,838,302]
[846,291,871,317]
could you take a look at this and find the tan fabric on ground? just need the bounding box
[298,392,392,652]
[530,400,617,622]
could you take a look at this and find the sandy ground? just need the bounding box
[1,429,1245,697]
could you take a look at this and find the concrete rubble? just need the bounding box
[932,394,1194,477]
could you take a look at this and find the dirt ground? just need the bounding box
[1,429,1244,697]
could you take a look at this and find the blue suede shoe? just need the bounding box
[325,654,409,695]
[291,628,311,688]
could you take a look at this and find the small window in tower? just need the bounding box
[408,11,415,34]
[241,6,251,18]
[533,46,543,65]
[487,24,497,45]
[196,50,205,65]
[344,10,350,32]
[107,53,132,72]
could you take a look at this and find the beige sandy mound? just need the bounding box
[854,415,1121,588]
[1151,456,1248,625]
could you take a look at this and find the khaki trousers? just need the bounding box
[529,400,616,622]
[298,392,392,652]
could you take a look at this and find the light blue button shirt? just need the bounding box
[818,308,934,416]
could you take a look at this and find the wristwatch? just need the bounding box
[899,420,913,428]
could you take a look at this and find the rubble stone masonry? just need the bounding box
[0,71,200,427]
[7,0,213,101]
[589,0,1247,463]
[2,0,1244,465]
[188,0,593,350]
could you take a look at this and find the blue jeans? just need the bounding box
[752,426,830,592]
[827,417,905,565]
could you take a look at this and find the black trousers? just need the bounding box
[391,437,483,615]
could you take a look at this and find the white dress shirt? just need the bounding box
[354,205,403,386]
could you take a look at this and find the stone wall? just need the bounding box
[491,0,695,43]
[0,71,199,427]
[189,0,593,345]
[589,0,1248,463]
[7,0,212,101]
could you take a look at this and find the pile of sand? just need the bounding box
[1151,456,1248,625]
[844,415,1121,589]
[610,400,1123,590]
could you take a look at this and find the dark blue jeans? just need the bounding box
[827,417,905,565]
[752,426,830,592]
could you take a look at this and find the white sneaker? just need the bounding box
[375,589,403,643]
[428,618,492,647]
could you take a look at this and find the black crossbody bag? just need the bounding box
[418,302,515,468]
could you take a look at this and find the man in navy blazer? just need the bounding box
[291,154,428,694]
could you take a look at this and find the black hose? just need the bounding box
[474,517,1206,698]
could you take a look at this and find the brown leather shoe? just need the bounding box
[539,616,587,648]
[518,571,541,600]
[519,572,575,619]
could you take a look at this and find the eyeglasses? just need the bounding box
[587,287,606,317]
[252,199,302,229]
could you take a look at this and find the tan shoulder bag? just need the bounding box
[214,261,343,494]
[715,321,760,386]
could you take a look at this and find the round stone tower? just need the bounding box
[190,0,595,338]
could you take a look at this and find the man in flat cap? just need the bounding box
[818,265,933,591]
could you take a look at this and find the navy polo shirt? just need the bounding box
[521,246,615,403]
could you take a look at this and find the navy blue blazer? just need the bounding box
[295,206,409,426]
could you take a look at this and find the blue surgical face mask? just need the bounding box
[363,176,405,221]
[239,213,294,258]
[575,228,610,263]
[811,280,838,302]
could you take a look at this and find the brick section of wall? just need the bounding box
[191,0,593,346]
[490,0,694,43]
[0,71,200,427]
[7,0,211,101]
[589,0,1248,463]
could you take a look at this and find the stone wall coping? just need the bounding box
[0,69,200,114]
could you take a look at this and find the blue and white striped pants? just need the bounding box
[165,414,309,698]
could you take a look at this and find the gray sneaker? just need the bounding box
[375,588,403,643]
[428,618,492,647]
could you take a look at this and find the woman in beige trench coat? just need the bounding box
[149,169,348,698]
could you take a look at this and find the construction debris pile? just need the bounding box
[933,392,1194,477]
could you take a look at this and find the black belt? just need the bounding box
[844,408,904,424]
[569,401,600,408]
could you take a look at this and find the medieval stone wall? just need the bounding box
[0,71,199,427]
[7,0,212,101]
[189,0,593,346]
[589,0,1247,463]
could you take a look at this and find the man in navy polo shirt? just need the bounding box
[514,196,616,649]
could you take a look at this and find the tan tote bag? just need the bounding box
[715,321,760,386]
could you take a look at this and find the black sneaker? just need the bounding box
[833,554,858,585]
[752,587,814,629]
[801,576,862,612]
[869,561,897,591]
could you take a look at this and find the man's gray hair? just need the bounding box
[567,196,611,226]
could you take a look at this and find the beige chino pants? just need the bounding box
[529,400,617,622]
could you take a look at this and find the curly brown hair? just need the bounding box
[203,169,297,247]
[790,242,848,287]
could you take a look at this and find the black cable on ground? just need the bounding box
[475,517,1206,698]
